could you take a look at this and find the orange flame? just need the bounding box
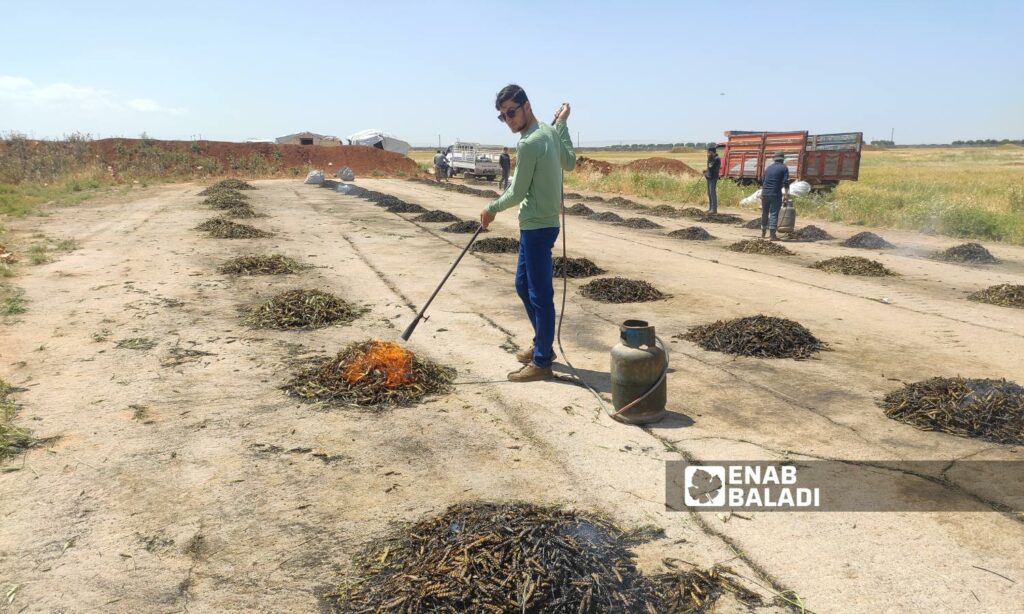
[342,341,414,388]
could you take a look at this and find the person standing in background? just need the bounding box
[498,147,511,190]
[704,144,721,214]
[760,151,790,240]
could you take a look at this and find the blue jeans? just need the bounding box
[515,226,560,368]
[706,178,718,212]
[761,193,783,230]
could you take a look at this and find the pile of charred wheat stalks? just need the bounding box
[471,237,519,253]
[968,284,1024,309]
[243,289,364,329]
[743,218,763,229]
[199,178,256,195]
[222,203,264,218]
[728,240,794,256]
[332,502,666,613]
[284,340,454,408]
[553,257,605,278]
[879,377,1024,445]
[565,203,595,216]
[442,220,485,234]
[204,190,249,209]
[386,201,429,214]
[194,218,273,239]
[790,225,834,242]
[932,242,999,264]
[414,210,462,223]
[616,217,663,229]
[695,212,742,224]
[668,227,714,241]
[811,256,894,277]
[652,563,764,613]
[842,232,894,249]
[218,254,305,275]
[588,211,624,223]
[680,315,827,359]
[580,278,665,303]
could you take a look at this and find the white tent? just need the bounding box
[347,129,411,156]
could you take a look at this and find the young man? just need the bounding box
[704,144,721,213]
[432,149,446,182]
[760,151,790,240]
[479,84,575,382]
[498,147,511,190]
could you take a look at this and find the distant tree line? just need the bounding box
[950,139,1024,146]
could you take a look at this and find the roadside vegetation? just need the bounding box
[1,379,34,462]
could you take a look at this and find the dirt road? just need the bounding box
[1,179,1022,613]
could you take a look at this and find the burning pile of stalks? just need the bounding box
[811,256,894,277]
[790,225,834,242]
[199,179,256,195]
[588,211,624,223]
[204,190,249,208]
[441,220,485,233]
[668,227,714,241]
[879,377,1024,445]
[413,210,461,223]
[580,277,665,303]
[680,315,827,359]
[218,254,305,275]
[471,237,519,253]
[728,240,794,256]
[331,502,666,613]
[553,257,605,278]
[194,218,273,239]
[842,232,894,249]
[243,289,364,329]
[616,217,663,229]
[932,242,999,264]
[968,284,1024,309]
[284,340,454,407]
[565,203,594,216]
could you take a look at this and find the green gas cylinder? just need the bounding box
[610,320,667,425]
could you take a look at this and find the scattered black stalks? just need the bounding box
[968,284,1024,309]
[331,502,667,613]
[811,256,895,276]
[842,231,894,249]
[441,220,486,233]
[194,218,273,239]
[283,340,454,408]
[790,225,835,242]
[218,254,306,275]
[668,227,715,241]
[243,289,364,329]
[932,242,999,264]
[588,211,625,223]
[879,377,1024,445]
[728,240,795,256]
[413,210,462,223]
[198,178,256,195]
[680,314,828,359]
[471,237,520,253]
[616,217,663,229]
[553,257,605,278]
[579,277,665,303]
[653,564,765,613]
[565,203,595,216]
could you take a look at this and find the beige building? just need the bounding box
[275,131,343,147]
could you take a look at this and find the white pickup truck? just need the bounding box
[447,142,503,180]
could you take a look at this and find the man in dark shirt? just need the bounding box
[498,147,511,190]
[760,152,790,240]
[704,145,721,213]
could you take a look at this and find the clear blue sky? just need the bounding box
[2,0,1021,146]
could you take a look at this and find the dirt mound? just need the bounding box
[616,217,663,229]
[199,178,256,194]
[879,377,1024,445]
[968,284,1024,309]
[218,254,305,275]
[811,256,894,276]
[588,211,624,223]
[441,220,485,234]
[680,315,827,359]
[553,257,605,278]
[842,232,894,249]
[565,203,594,216]
[580,278,665,303]
[668,227,715,241]
[92,139,419,176]
[932,242,998,264]
[332,502,664,613]
[194,218,272,239]
[413,210,461,223]
[575,156,614,175]
[243,289,364,330]
[791,225,835,242]
[625,157,701,176]
[386,202,428,214]
[284,340,454,408]
[471,237,519,253]
[728,240,794,256]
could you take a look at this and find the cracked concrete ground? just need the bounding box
[0,178,1022,613]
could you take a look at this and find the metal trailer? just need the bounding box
[720,131,863,189]
[447,142,503,180]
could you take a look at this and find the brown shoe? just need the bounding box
[515,346,556,364]
[507,362,553,382]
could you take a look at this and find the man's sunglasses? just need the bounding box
[497,102,524,123]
